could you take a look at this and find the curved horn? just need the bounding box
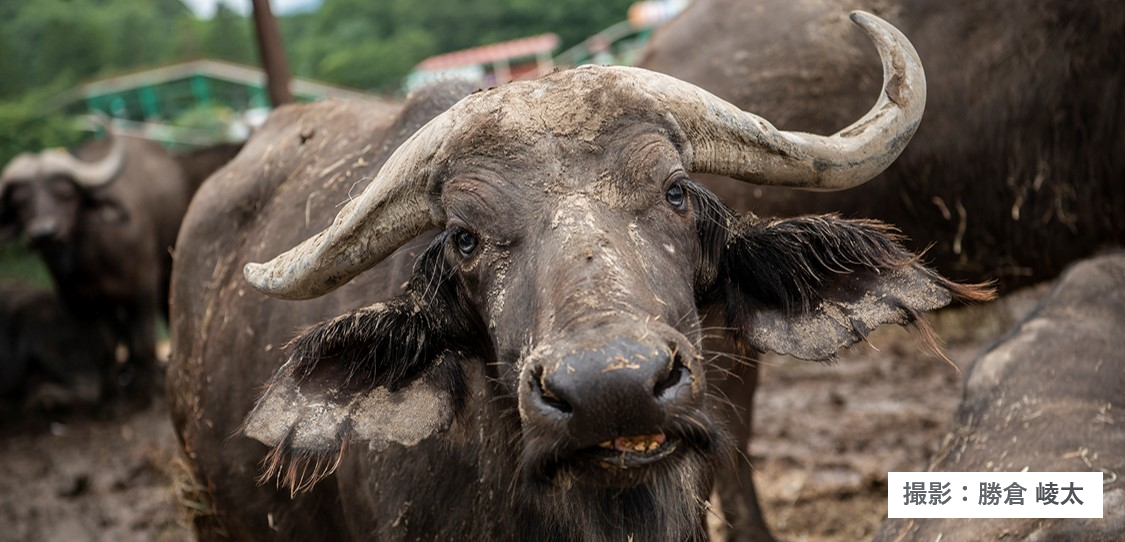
[649,11,925,191]
[243,115,454,300]
[39,116,126,188]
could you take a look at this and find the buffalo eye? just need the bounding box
[7,183,30,204]
[455,229,478,257]
[665,181,686,211]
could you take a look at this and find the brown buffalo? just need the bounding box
[640,0,1125,292]
[169,14,989,541]
[874,251,1125,541]
[1,125,191,401]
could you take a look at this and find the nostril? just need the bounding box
[653,358,689,399]
[29,224,56,239]
[541,389,573,414]
[533,366,573,414]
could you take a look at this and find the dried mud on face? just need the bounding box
[0,287,1046,542]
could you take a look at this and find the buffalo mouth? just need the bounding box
[522,422,716,489]
[580,433,679,469]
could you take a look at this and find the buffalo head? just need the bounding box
[240,12,988,536]
[0,123,126,247]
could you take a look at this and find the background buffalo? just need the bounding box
[0,125,224,403]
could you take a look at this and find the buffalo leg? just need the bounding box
[116,294,158,405]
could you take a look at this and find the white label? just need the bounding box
[888,472,1104,519]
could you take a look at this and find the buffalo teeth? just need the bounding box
[610,433,667,453]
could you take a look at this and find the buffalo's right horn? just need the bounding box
[648,11,925,191]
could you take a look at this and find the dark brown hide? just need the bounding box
[172,142,245,194]
[168,93,436,540]
[640,0,1125,291]
[874,252,1125,541]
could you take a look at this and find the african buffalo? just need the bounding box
[169,13,989,540]
[640,0,1125,292]
[874,252,1125,541]
[0,124,192,402]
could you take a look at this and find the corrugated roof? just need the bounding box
[76,59,376,102]
[417,33,560,71]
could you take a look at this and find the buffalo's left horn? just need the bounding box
[40,115,127,188]
[647,11,925,190]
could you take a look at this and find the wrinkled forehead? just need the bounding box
[436,76,690,197]
[445,69,687,150]
[439,124,689,216]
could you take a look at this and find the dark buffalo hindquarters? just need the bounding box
[169,13,989,541]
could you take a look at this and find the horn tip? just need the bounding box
[243,261,270,288]
[244,261,289,298]
[848,11,880,31]
[244,260,327,301]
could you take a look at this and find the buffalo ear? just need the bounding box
[0,189,19,242]
[243,297,467,495]
[713,214,992,361]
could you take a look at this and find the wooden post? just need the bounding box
[250,0,293,106]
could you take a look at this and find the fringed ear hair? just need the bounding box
[259,427,351,497]
[706,213,994,361]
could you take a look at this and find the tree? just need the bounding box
[203,3,255,64]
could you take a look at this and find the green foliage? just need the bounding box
[202,4,256,65]
[1,0,192,98]
[0,243,52,288]
[314,29,438,93]
[168,104,237,146]
[288,0,636,90]
[0,90,85,168]
[0,0,637,101]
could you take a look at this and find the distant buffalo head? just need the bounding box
[242,12,987,537]
[0,125,126,247]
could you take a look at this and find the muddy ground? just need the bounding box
[0,286,1047,542]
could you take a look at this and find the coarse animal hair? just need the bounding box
[518,456,716,541]
[688,180,994,363]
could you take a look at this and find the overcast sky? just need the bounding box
[180,0,323,18]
